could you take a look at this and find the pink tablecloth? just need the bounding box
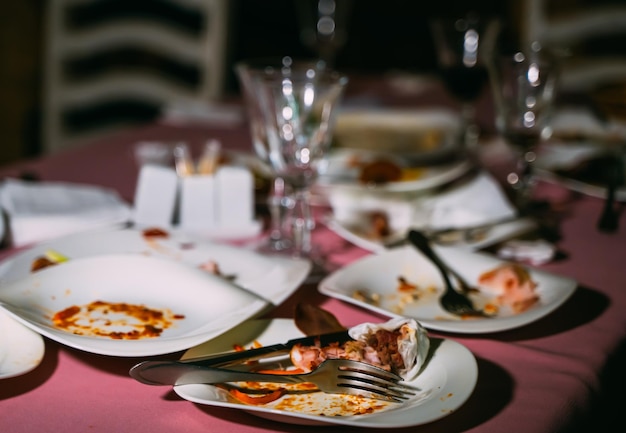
[0,118,625,433]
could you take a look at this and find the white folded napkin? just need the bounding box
[422,172,517,229]
[0,178,132,247]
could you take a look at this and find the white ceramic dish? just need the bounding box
[175,319,477,428]
[0,227,311,308]
[324,214,537,253]
[332,108,461,159]
[317,149,471,194]
[0,308,44,379]
[0,254,269,357]
[319,245,577,334]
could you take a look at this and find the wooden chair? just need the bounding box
[43,0,231,154]
[520,0,626,93]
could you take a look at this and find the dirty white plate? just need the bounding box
[0,308,44,379]
[175,319,477,428]
[0,254,268,357]
[332,108,461,159]
[0,227,311,308]
[319,245,577,334]
[324,214,537,253]
[318,150,471,194]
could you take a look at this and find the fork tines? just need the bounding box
[335,360,417,402]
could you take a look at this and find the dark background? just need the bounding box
[0,0,621,165]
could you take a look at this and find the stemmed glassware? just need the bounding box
[238,57,348,260]
[237,60,295,253]
[489,42,559,211]
[431,12,498,150]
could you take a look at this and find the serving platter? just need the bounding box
[175,319,477,428]
[319,245,577,334]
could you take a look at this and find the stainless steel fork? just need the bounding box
[130,358,416,402]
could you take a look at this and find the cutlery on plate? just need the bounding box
[129,358,415,402]
[407,230,486,317]
[176,330,351,367]
[383,216,529,248]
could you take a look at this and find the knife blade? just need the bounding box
[178,329,351,367]
[130,361,285,386]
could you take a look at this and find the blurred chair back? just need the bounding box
[43,0,231,154]
[521,0,626,93]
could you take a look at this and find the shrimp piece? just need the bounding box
[478,263,538,313]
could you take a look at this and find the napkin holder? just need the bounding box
[132,164,261,238]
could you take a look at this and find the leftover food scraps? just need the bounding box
[52,300,185,339]
[478,263,539,313]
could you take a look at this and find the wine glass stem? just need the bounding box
[267,177,292,251]
[511,150,536,212]
[290,188,315,257]
[461,103,480,150]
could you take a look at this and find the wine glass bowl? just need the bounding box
[490,45,559,210]
[431,13,498,147]
[237,59,295,252]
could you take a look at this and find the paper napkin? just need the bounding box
[0,178,132,247]
[423,172,517,229]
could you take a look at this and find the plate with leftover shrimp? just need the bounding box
[174,318,478,428]
[319,245,577,333]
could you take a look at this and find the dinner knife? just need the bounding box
[177,329,351,367]
[130,361,275,386]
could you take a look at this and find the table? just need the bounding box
[1,80,625,433]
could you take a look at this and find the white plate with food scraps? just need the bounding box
[332,108,462,159]
[175,318,477,428]
[0,254,270,357]
[319,245,577,334]
[0,226,310,308]
[317,149,472,194]
[0,308,45,379]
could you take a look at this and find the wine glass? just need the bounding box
[431,12,499,150]
[248,57,348,260]
[489,42,558,211]
[236,59,306,253]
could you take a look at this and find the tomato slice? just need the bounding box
[229,388,285,405]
